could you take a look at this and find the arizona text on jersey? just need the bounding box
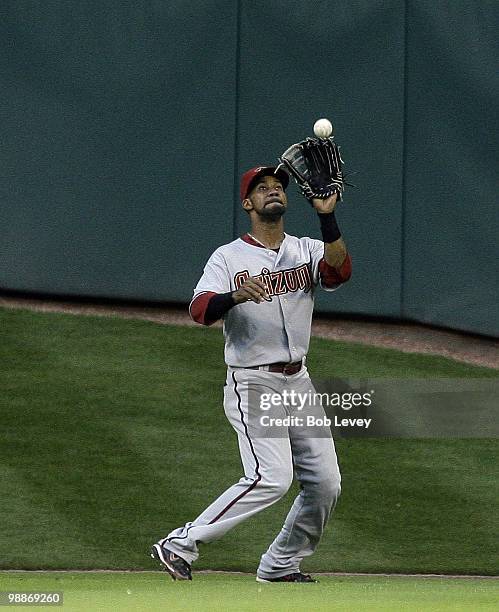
[189,232,351,367]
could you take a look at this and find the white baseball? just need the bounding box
[313,118,333,138]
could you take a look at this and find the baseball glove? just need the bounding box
[278,137,346,201]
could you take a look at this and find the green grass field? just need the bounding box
[0,307,498,579]
[0,572,497,611]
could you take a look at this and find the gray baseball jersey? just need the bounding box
[189,233,346,367]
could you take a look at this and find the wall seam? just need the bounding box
[232,0,242,240]
[400,0,409,318]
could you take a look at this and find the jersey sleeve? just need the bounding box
[189,248,232,324]
[307,238,352,292]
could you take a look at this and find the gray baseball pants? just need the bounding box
[161,365,341,579]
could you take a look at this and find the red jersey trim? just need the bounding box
[319,253,352,287]
[241,233,265,248]
[189,291,217,325]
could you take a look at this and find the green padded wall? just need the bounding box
[402,1,498,335]
[0,1,497,336]
[0,1,237,301]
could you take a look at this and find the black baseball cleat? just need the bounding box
[256,572,317,583]
[150,543,192,581]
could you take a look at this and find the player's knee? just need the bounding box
[318,474,341,505]
[276,474,294,499]
[270,480,292,501]
[259,472,293,502]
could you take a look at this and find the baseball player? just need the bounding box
[152,165,352,582]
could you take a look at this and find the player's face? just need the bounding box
[244,175,287,218]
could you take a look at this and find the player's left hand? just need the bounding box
[311,193,338,214]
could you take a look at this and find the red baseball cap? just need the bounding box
[240,166,289,201]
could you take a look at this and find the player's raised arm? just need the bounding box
[278,122,352,288]
[311,193,349,269]
[308,193,352,290]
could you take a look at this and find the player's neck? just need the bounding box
[248,220,285,249]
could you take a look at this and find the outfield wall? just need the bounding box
[0,1,497,336]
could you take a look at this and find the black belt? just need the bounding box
[245,360,303,375]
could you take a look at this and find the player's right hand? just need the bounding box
[232,277,269,304]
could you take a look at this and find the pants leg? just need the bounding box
[257,368,341,579]
[162,368,294,565]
